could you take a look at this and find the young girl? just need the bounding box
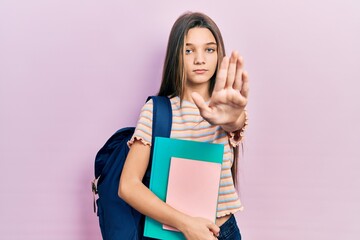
[119,11,248,240]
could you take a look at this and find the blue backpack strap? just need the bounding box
[148,96,172,141]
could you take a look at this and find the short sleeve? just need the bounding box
[127,99,154,147]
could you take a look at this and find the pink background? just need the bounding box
[1,0,359,239]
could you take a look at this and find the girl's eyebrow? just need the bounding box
[185,42,217,46]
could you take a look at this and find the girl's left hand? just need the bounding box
[191,51,249,132]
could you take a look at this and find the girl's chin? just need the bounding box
[187,76,211,85]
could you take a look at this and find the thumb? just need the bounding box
[191,92,211,117]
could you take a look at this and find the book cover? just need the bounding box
[163,157,222,231]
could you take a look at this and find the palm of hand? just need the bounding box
[192,51,249,126]
[206,87,247,125]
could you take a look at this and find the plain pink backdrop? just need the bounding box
[1,0,359,239]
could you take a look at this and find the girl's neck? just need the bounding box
[183,82,210,103]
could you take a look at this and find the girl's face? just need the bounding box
[183,27,218,88]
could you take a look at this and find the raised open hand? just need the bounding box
[191,51,249,132]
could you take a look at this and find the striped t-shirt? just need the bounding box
[128,96,244,217]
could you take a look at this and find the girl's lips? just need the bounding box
[193,69,208,74]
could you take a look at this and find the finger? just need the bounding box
[191,92,212,119]
[233,56,244,90]
[240,71,249,98]
[225,51,238,88]
[213,56,229,91]
[207,223,220,236]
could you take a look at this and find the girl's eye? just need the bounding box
[206,48,216,53]
[185,49,193,54]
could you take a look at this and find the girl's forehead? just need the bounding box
[185,27,216,45]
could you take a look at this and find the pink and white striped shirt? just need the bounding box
[128,96,244,218]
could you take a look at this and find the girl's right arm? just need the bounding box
[118,140,220,240]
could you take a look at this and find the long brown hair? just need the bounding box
[157,11,240,187]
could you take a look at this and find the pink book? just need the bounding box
[163,157,222,231]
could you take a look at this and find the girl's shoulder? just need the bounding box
[139,96,181,118]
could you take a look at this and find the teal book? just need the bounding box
[143,137,224,240]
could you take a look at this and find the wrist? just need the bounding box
[221,110,248,133]
[172,212,192,233]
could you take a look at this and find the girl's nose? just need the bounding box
[194,52,206,65]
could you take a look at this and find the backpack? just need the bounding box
[92,96,172,240]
